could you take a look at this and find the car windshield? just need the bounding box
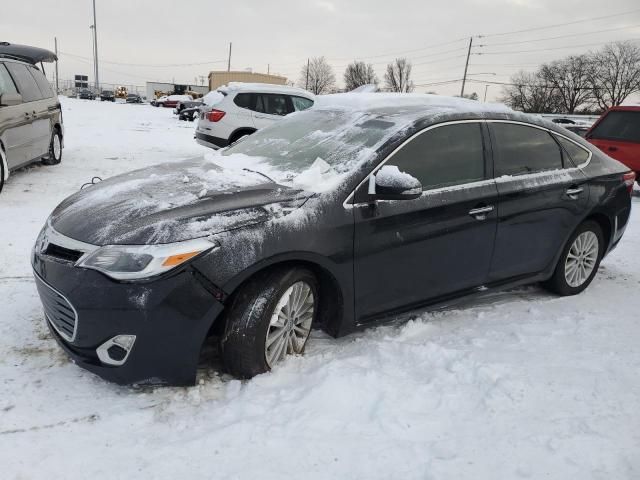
[216,109,407,192]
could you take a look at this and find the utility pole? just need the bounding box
[460,36,473,98]
[54,37,59,94]
[267,64,270,75]
[483,84,490,102]
[91,0,99,91]
[305,58,310,91]
[227,42,232,72]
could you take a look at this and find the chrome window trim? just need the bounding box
[343,119,486,208]
[485,119,592,169]
[33,270,79,343]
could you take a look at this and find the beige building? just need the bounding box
[208,71,287,91]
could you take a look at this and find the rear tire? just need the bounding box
[0,148,5,194]
[42,128,62,166]
[221,267,318,379]
[543,220,604,296]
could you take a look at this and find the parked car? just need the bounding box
[195,83,314,149]
[126,93,143,104]
[150,95,168,107]
[175,99,203,121]
[551,117,591,137]
[586,106,640,181]
[0,42,63,194]
[78,89,95,100]
[153,94,192,108]
[32,94,634,385]
[100,90,115,102]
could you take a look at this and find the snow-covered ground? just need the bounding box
[1,98,639,479]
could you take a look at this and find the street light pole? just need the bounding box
[483,84,490,102]
[92,0,99,91]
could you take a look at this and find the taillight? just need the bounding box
[623,171,636,194]
[206,109,226,122]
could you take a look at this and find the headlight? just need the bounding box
[77,238,218,280]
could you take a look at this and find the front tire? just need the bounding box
[221,267,318,379]
[544,221,604,296]
[42,128,62,166]
[0,148,5,194]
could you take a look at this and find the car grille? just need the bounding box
[44,243,83,263]
[34,274,78,342]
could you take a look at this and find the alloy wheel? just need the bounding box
[265,281,314,367]
[564,231,599,287]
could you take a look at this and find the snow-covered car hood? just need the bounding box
[49,159,310,246]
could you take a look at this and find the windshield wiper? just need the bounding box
[242,168,276,184]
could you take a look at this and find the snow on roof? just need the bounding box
[218,82,314,98]
[314,92,512,115]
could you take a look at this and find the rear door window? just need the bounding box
[233,93,253,109]
[384,123,487,191]
[588,111,640,143]
[5,63,43,102]
[491,123,563,177]
[255,94,290,116]
[554,135,590,166]
[0,63,18,96]
[291,96,313,111]
[28,66,54,98]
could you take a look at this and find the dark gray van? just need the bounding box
[0,43,63,193]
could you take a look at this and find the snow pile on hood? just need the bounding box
[315,92,512,114]
[167,94,193,102]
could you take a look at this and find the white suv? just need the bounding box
[195,83,314,149]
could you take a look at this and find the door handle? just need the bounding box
[469,205,494,220]
[565,187,583,198]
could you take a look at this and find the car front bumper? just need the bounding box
[32,251,224,386]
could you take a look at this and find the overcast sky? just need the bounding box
[3,0,640,101]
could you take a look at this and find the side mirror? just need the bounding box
[369,165,422,201]
[0,92,22,107]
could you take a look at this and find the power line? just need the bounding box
[477,37,640,55]
[59,51,227,68]
[478,8,640,38]
[479,23,640,47]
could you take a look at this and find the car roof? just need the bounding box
[609,105,640,112]
[218,82,314,98]
[0,42,57,64]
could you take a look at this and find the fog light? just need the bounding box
[97,335,136,366]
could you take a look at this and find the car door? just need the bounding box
[4,62,46,164]
[353,121,499,323]
[0,62,33,168]
[487,121,590,282]
[27,65,55,158]
[251,93,292,129]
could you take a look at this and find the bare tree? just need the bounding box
[344,61,378,91]
[298,57,336,95]
[501,70,561,113]
[384,58,414,93]
[539,55,593,113]
[587,41,640,111]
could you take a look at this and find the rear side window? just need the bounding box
[554,135,590,166]
[5,63,43,102]
[589,111,640,143]
[29,67,54,98]
[492,123,563,177]
[255,94,290,116]
[385,123,486,191]
[233,93,252,109]
[0,63,18,96]
[291,96,313,111]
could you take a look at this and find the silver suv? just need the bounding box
[0,43,63,194]
[195,83,314,149]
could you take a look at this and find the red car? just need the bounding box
[586,106,640,181]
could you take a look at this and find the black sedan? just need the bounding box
[126,93,143,104]
[78,89,95,100]
[32,95,634,385]
[100,90,115,102]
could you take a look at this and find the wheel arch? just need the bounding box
[583,211,613,252]
[219,253,347,338]
[228,127,257,144]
